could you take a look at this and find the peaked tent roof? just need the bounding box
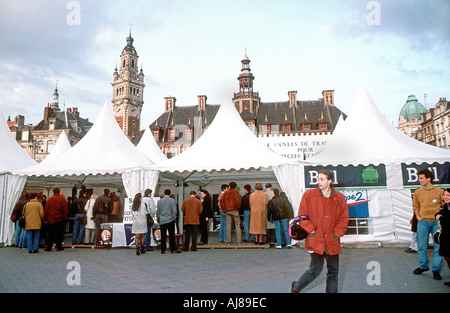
[0,109,36,174]
[40,131,72,164]
[150,102,291,174]
[14,102,154,178]
[137,127,168,164]
[307,86,450,166]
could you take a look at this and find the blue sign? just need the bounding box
[401,162,450,187]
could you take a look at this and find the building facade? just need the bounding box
[398,94,427,140]
[111,33,145,140]
[142,53,346,158]
[9,86,93,162]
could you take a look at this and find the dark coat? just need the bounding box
[44,194,68,224]
[267,195,288,221]
[437,203,450,257]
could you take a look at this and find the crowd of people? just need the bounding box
[10,186,121,252]
[9,169,450,291]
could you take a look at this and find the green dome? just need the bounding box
[399,94,426,121]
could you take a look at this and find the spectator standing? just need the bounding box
[110,192,122,222]
[84,193,97,245]
[217,184,229,242]
[11,193,30,248]
[199,189,213,245]
[142,188,156,251]
[93,189,112,246]
[412,169,444,280]
[249,183,268,245]
[131,193,148,256]
[220,182,242,245]
[435,188,450,287]
[181,191,203,251]
[44,188,68,251]
[23,193,44,253]
[157,189,181,254]
[292,170,349,293]
[72,189,87,245]
[268,188,292,249]
[240,184,252,242]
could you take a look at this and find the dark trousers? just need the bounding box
[293,252,339,293]
[184,224,198,250]
[199,218,208,244]
[160,220,176,252]
[46,221,65,250]
[94,213,108,245]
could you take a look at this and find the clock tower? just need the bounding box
[112,32,145,139]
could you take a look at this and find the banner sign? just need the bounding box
[401,162,450,187]
[304,164,387,189]
[340,190,370,218]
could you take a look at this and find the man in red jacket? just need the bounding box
[220,182,242,245]
[291,170,349,293]
[44,188,68,251]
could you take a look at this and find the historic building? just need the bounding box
[420,97,449,149]
[398,95,449,150]
[111,33,145,140]
[398,94,427,140]
[9,86,93,162]
[143,53,345,158]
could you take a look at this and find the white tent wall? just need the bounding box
[0,174,27,246]
[272,163,305,215]
[122,169,160,199]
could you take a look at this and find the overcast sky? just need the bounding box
[0,0,449,129]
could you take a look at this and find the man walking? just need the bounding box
[292,170,349,293]
[181,191,203,251]
[44,188,68,251]
[220,182,242,245]
[412,169,444,280]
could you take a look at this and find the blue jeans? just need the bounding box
[243,210,251,241]
[219,211,227,241]
[293,252,339,293]
[417,219,443,272]
[274,219,291,246]
[72,213,86,244]
[26,229,40,252]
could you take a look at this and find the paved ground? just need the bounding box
[1,239,448,295]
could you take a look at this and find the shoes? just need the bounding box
[287,245,293,249]
[433,271,442,280]
[161,251,166,254]
[276,246,282,249]
[444,281,450,287]
[413,267,429,275]
[33,250,39,253]
[291,281,298,293]
[404,248,417,253]
[136,250,141,256]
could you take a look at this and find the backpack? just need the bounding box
[288,215,310,240]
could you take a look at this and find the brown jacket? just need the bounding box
[181,196,203,225]
[219,189,241,212]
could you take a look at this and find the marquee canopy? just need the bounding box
[307,86,450,167]
[149,102,291,178]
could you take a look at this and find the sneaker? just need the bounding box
[287,245,293,249]
[404,248,417,253]
[433,271,442,280]
[413,267,429,275]
[276,246,282,249]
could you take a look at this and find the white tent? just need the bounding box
[302,86,450,244]
[40,131,72,163]
[137,127,167,164]
[13,101,159,204]
[0,109,37,246]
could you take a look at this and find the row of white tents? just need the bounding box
[1,86,449,246]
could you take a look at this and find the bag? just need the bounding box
[147,214,154,227]
[18,216,25,228]
[82,215,87,225]
[433,228,442,244]
[144,203,154,227]
[289,215,310,240]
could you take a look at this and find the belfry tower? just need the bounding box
[111,32,145,139]
[232,52,260,114]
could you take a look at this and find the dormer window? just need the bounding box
[301,123,311,131]
[281,124,291,133]
[168,128,176,141]
[152,129,160,141]
[185,128,193,140]
[318,122,328,131]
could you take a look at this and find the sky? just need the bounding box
[0,0,449,129]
